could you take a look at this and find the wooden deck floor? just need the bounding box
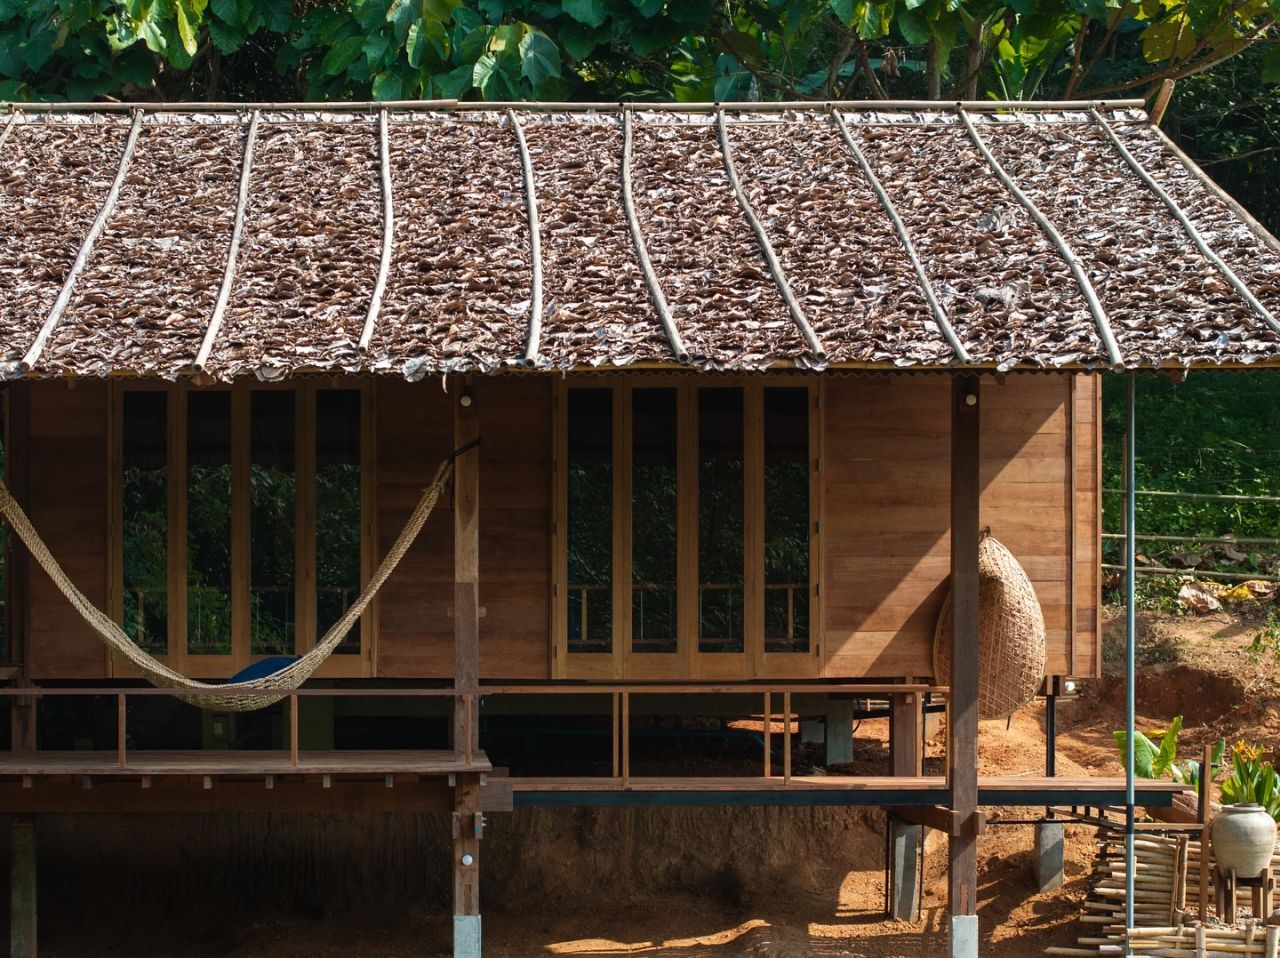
[0,749,491,777]
[510,775,1188,808]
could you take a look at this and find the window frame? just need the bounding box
[108,380,375,680]
[552,375,822,681]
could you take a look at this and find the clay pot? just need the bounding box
[1211,804,1278,879]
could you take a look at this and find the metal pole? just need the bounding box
[1124,372,1137,943]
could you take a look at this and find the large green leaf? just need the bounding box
[519,30,561,92]
[372,66,404,98]
[1152,715,1183,778]
[407,17,448,70]
[472,49,518,98]
[321,34,365,76]
[1141,16,1197,63]
[423,0,461,20]
[563,0,607,28]
[1112,729,1159,779]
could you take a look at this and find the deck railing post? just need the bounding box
[621,692,630,786]
[948,374,981,958]
[783,691,792,785]
[763,691,771,778]
[117,693,127,768]
[289,693,299,768]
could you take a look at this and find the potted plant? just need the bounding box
[1212,742,1280,879]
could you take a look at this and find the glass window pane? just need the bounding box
[632,388,677,654]
[567,388,612,654]
[123,392,168,655]
[250,391,295,656]
[764,388,810,654]
[316,390,362,654]
[698,388,743,653]
[187,392,232,655]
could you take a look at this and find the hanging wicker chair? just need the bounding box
[933,533,1046,720]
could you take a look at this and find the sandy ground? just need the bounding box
[38,602,1280,958]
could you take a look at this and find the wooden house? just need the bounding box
[1,96,1276,957]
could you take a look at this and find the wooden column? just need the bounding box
[948,374,981,958]
[452,775,482,958]
[7,383,35,754]
[889,680,924,921]
[453,378,479,757]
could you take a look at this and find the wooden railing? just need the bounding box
[0,681,944,783]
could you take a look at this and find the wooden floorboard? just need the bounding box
[0,749,491,777]
[510,775,1187,793]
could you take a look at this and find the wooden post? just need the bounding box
[949,375,981,958]
[454,378,480,757]
[8,383,35,755]
[452,774,482,958]
[889,681,923,920]
[11,815,35,958]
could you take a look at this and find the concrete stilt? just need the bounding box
[824,700,854,766]
[453,776,482,958]
[889,817,921,921]
[11,816,36,958]
[950,914,978,958]
[1034,821,1065,892]
[800,718,824,746]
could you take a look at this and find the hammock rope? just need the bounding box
[0,453,459,711]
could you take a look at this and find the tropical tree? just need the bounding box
[1,0,1277,105]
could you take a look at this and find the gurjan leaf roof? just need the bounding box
[2,99,1279,381]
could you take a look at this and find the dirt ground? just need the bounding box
[39,601,1280,958]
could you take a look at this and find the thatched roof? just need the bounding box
[2,101,1279,380]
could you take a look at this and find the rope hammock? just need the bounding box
[0,450,464,712]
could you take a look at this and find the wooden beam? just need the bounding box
[1148,79,1176,126]
[454,378,480,757]
[890,805,986,837]
[949,374,981,927]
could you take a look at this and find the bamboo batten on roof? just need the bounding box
[357,110,394,356]
[829,110,970,364]
[3,104,1280,379]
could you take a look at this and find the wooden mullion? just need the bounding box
[812,380,824,670]
[105,383,122,677]
[614,384,631,680]
[677,380,698,680]
[551,379,568,679]
[231,386,251,672]
[170,383,188,676]
[1067,374,1077,678]
[744,384,764,678]
[362,380,377,676]
[295,381,315,656]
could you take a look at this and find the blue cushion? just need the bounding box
[227,656,298,683]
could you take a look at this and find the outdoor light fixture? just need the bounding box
[459,388,473,408]
[461,854,474,866]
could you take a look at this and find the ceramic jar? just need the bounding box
[1211,804,1278,878]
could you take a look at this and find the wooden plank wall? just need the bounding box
[373,377,551,679]
[822,373,1099,681]
[24,383,110,678]
[372,378,455,676]
[16,374,1092,682]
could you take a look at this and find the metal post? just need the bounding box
[1124,372,1137,941]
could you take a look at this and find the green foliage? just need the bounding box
[1101,372,1280,581]
[2,0,1278,105]
[1112,716,1226,787]
[1221,743,1280,821]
